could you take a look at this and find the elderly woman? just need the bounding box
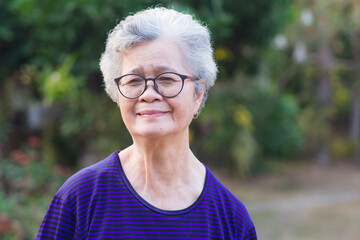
[37,7,257,240]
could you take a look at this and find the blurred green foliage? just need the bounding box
[196,77,304,175]
[0,0,297,170]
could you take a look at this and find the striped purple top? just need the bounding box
[37,152,257,239]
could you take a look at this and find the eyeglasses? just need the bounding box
[114,72,198,99]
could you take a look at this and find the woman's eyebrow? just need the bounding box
[154,66,177,73]
[126,66,178,75]
[127,67,143,74]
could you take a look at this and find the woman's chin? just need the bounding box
[133,127,171,139]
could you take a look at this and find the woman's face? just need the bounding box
[118,37,204,140]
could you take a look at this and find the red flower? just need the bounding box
[10,150,30,166]
[27,136,42,148]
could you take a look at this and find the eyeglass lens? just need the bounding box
[118,73,184,98]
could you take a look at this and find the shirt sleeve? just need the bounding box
[245,226,257,240]
[37,195,76,240]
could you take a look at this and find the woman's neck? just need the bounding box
[118,134,205,210]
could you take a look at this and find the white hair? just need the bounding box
[99,7,217,112]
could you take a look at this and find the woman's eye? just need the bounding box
[123,78,143,86]
[157,77,176,83]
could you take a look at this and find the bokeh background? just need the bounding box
[1,0,360,239]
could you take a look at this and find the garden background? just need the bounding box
[1,0,360,239]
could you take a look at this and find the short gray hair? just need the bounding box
[100,7,217,112]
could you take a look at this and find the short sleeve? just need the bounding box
[37,195,76,240]
[245,226,257,240]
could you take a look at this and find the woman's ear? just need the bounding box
[194,79,205,111]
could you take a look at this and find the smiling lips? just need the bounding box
[137,110,169,117]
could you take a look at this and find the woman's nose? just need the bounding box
[138,80,163,102]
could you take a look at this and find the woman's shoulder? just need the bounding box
[203,167,256,236]
[205,168,251,215]
[55,152,120,200]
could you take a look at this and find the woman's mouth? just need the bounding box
[137,110,168,117]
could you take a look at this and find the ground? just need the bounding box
[215,161,360,240]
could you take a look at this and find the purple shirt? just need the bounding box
[37,152,257,239]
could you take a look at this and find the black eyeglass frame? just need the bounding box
[114,72,198,99]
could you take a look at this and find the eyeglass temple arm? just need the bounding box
[187,76,198,81]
